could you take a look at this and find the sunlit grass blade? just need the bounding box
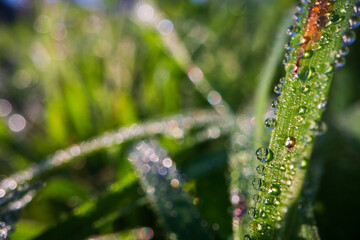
[249,0,359,239]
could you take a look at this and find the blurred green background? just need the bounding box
[0,0,360,239]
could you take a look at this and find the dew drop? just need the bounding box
[256,223,263,232]
[283,53,290,64]
[354,3,360,15]
[317,15,329,27]
[256,165,265,175]
[293,47,304,58]
[285,41,293,51]
[349,16,360,29]
[330,14,341,24]
[285,136,296,149]
[268,184,281,196]
[310,42,321,51]
[248,207,256,219]
[286,179,293,186]
[259,209,267,218]
[342,30,356,46]
[298,106,306,115]
[244,235,251,240]
[271,99,279,109]
[285,63,297,72]
[317,8,327,16]
[264,118,276,129]
[318,74,329,82]
[296,4,304,12]
[339,46,349,56]
[319,35,329,45]
[297,66,312,81]
[327,25,339,34]
[303,50,312,58]
[279,77,285,84]
[317,101,327,110]
[316,63,332,74]
[291,34,303,46]
[293,12,301,22]
[287,25,299,37]
[253,194,260,202]
[252,178,263,191]
[305,119,317,130]
[301,85,310,93]
[300,159,308,169]
[305,135,314,143]
[280,165,286,171]
[255,147,273,163]
[312,32,322,41]
[264,196,275,205]
[334,57,346,68]
[274,83,283,94]
[300,37,310,45]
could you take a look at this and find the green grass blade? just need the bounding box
[249,0,358,239]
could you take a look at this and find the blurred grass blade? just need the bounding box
[132,0,233,116]
[227,113,256,239]
[254,7,296,147]
[128,140,210,240]
[0,110,223,194]
[0,182,42,240]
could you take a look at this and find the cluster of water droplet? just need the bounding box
[246,1,360,239]
[0,182,41,240]
[128,140,210,239]
[129,140,182,192]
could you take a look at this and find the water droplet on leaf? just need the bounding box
[248,207,256,219]
[298,106,306,115]
[293,47,305,58]
[334,57,346,68]
[274,83,283,94]
[256,165,265,175]
[297,66,312,81]
[300,159,308,168]
[256,147,273,163]
[252,178,263,191]
[244,235,251,240]
[342,30,356,46]
[268,184,281,196]
[339,46,349,56]
[312,31,322,41]
[317,15,329,27]
[330,14,341,23]
[264,118,276,129]
[316,63,332,74]
[271,99,279,109]
[311,42,321,51]
[349,16,360,29]
[301,85,310,93]
[253,194,260,202]
[285,136,296,149]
